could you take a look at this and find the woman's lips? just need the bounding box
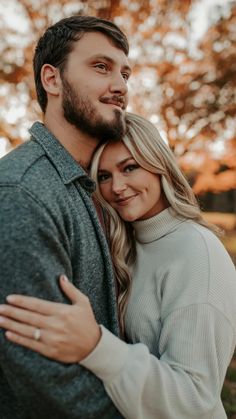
[115,194,138,206]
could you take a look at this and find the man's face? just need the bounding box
[60,32,131,142]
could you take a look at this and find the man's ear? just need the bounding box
[41,64,62,96]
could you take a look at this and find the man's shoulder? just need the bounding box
[0,139,45,185]
[0,137,64,188]
[0,138,68,212]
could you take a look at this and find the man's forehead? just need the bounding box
[72,32,130,65]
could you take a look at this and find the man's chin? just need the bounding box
[104,107,125,122]
[94,112,126,143]
[103,108,125,128]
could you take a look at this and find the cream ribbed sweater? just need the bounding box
[81,208,236,419]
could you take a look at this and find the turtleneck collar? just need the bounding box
[132,208,186,244]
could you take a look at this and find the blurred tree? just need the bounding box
[0,0,235,195]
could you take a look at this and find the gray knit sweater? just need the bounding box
[0,122,122,419]
[81,208,236,419]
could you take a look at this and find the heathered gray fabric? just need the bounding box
[0,122,122,419]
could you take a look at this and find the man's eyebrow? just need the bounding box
[90,55,132,73]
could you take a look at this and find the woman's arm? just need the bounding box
[82,304,233,419]
[0,276,234,419]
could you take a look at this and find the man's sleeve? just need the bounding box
[0,186,122,419]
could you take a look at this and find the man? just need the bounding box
[0,15,131,418]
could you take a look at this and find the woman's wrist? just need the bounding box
[80,324,102,361]
[80,326,130,382]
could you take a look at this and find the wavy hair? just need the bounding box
[90,112,218,332]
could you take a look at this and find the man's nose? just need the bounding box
[110,72,128,97]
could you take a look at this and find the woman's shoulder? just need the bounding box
[162,220,236,318]
[168,219,226,254]
[166,220,235,280]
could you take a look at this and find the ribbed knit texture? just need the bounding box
[81,208,236,419]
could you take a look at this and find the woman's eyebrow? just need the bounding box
[117,157,134,167]
[98,157,135,172]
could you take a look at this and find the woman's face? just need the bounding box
[97,141,168,222]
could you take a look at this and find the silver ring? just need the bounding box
[33,328,41,341]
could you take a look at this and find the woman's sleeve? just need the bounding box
[81,305,234,419]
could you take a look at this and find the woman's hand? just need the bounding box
[0,275,101,363]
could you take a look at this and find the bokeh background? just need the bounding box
[0,0,235,416]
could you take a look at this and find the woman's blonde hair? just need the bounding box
[90,112,218,332]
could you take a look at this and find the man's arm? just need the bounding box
[0,186,122,419]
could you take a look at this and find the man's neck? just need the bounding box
[44,112,99,170]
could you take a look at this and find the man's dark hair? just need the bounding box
[33,15,129,113]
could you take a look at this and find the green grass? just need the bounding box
[222,368,236,417]
[200,221,236,417]
[221,230,236,418]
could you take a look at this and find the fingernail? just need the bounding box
[60,275,68,282]
[0,316,6,323]
[6,295,15,303]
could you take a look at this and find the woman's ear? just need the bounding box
[41,64,62,97]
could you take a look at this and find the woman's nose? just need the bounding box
[112,175,127,194]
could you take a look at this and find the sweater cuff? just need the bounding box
[80,325,130,382]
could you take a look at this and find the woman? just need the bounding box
[0,113,235,419]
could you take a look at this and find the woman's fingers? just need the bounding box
[1,316,75,363]
[5,330,75,363]
[5,294,64,315]
[0,304,46,328]
[4,276,86,315]
[0,315,36,338]
[59,275,87,304]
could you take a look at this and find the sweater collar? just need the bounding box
[132,208,186,244]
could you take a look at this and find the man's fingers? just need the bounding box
[5,294,64,315]
[59,275,85,304]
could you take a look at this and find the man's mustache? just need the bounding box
[100,95,126,109]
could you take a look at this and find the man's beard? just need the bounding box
[61,77,126,143]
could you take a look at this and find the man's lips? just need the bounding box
[108,101,122,108]
[100,96,125,109]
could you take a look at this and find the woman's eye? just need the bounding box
[97,173,110,182]
[124,164,139,173]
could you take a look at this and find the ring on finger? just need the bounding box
[33,328,41,341]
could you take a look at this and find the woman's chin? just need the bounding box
[117,211,139,223]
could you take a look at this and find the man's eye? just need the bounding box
[94,63,108,72]
[122,73,130,82]
[97,173,110,182]
[124,164,139,173]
